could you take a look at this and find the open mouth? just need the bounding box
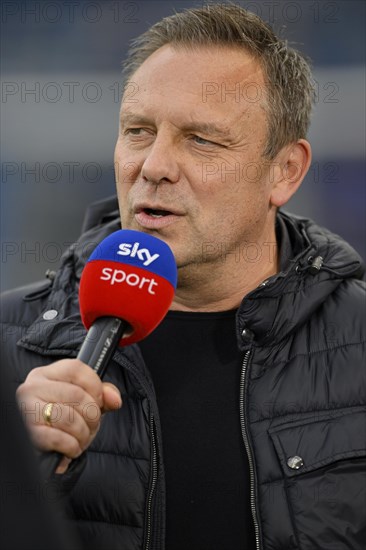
[134,205,182,228]
[144,208,172,218]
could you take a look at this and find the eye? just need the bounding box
[125,128,145,135]
[122,127,154,143]
[192,135,215,146]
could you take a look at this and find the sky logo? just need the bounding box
[117,242,160,266]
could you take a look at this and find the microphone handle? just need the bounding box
[39,317,128,480]
[78,317,128,378]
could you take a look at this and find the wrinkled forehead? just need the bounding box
[121,43,268,109]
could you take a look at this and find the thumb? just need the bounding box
[102,382,122,411]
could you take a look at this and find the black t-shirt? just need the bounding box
[139,309,256,550]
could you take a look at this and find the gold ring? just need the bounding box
[43,402,54,426]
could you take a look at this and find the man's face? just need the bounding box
[115,44,276,271]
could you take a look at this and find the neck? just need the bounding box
[171,235,279,313]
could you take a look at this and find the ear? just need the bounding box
[270,139,312,207]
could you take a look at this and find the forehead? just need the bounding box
[122,44,267,116]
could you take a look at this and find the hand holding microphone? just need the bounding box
[16,230,177,477]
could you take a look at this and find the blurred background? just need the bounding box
[1,0,365,291]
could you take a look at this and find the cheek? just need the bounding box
[202,179,270,235]
[114,143,140,186]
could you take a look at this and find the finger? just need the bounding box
[29,424,83,459]
[55,456,72,475]
[20,399,97,454]
[29,400,102,458]
[26,360,104,408]
[18,378,102,433]
[23,397,102,458]
[102,382,122,412]
[42,401,98,444]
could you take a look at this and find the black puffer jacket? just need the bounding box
[1,197,365,550]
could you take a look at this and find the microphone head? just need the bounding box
[79,229,177,345]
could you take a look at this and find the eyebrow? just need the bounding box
[120,113,153,128]
[181,121,229,138]
[120,112,230,139]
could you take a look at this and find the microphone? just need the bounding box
[77,228,177,373]
[40,229,177,478]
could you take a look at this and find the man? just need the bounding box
[2,5,365,550]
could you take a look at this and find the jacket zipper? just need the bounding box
[116,354,161,550]
[144,413,158,550]
[239,349,261,550]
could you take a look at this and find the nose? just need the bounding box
[141,134,180,185]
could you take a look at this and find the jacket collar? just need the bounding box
[236,210,364,349]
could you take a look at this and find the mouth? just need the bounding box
[143,208,173,218]
[134,204,183,229]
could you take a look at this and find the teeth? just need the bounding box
[145,208,169,218]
